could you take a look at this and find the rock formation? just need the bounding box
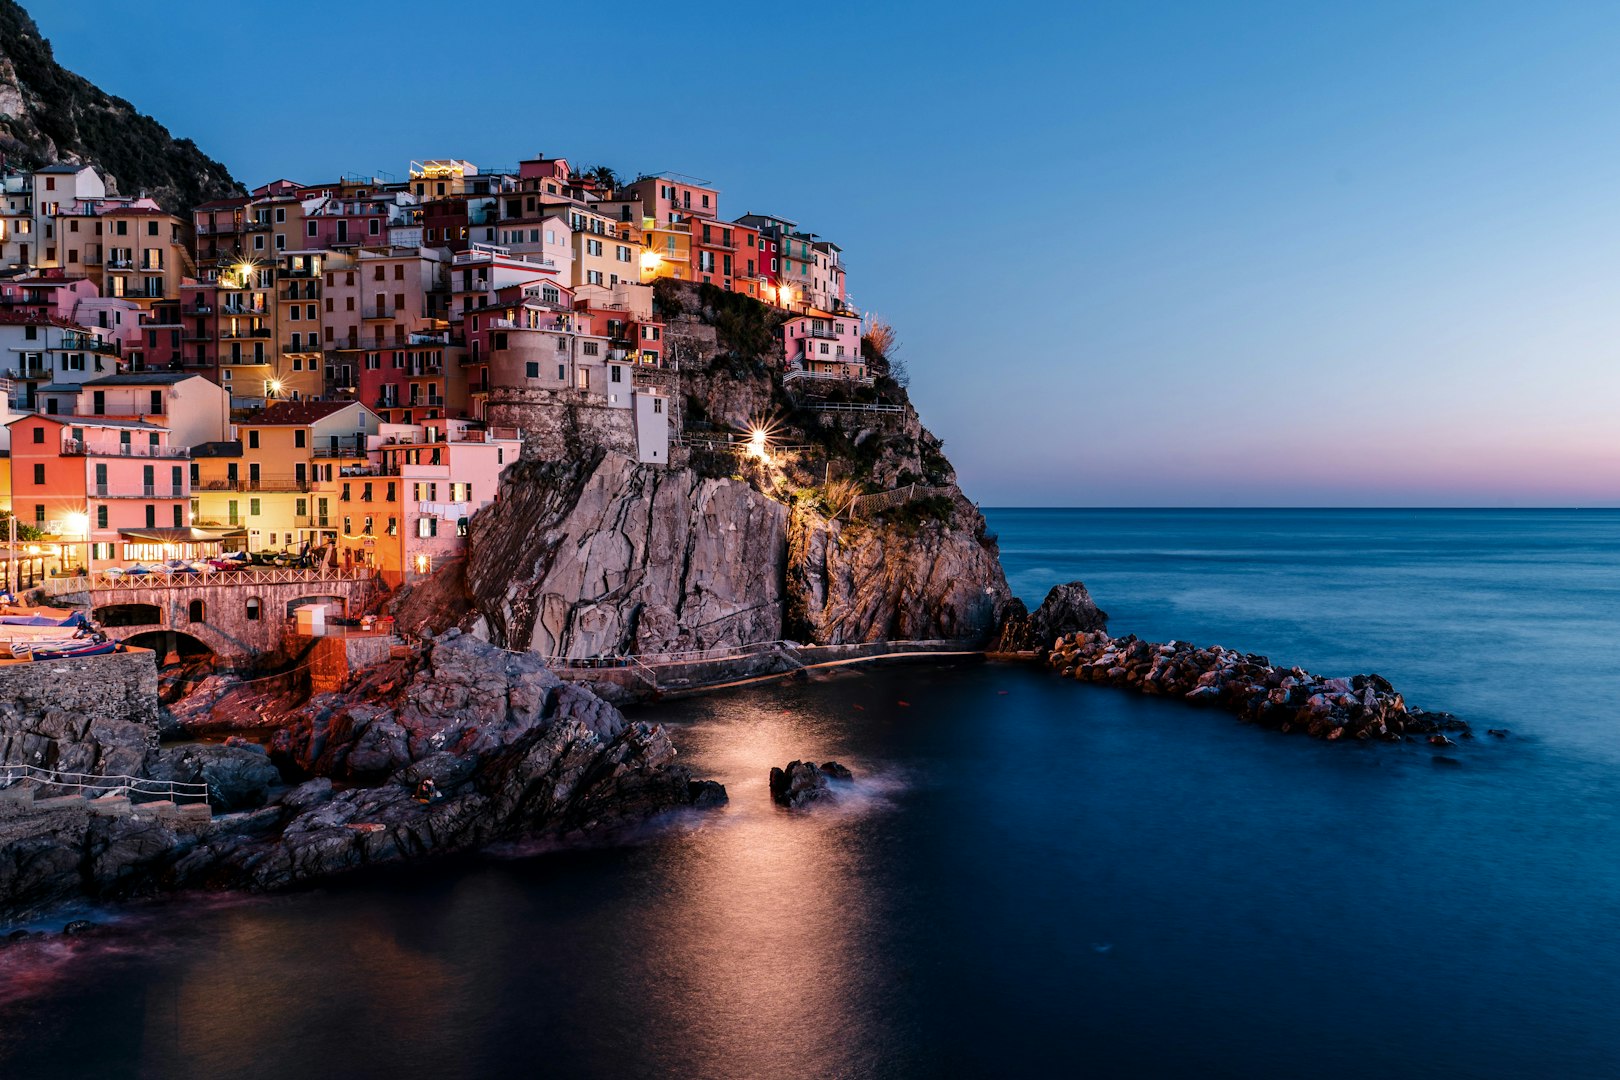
[465,449,790,656]
[0,633,724,922]
[768,760,853,807]
[0,1,241,212]
[1047,630,1468,741]
[991,580,1109,653]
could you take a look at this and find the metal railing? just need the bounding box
[42,565,377,595]
[63,440,189,459]
[796,401,906,414]
[0,762,210,805]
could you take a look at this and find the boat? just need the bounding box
[27,640,122,661]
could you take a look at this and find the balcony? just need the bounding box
[220,326,272,340]
[92,485,183,499]
[362,306,396,320]
[219,304,267,316]
[806,326,839,339]
[65,440,189,459]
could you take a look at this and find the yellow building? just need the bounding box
[58,204,194,307]
[191,400,381,553]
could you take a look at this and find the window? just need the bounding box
[295,430,306,448]
[173,505,183,527]
[250,498,261,516]
[418,516,437,538]
[188,600,205,623]
[248,430,259,449]
[558,363,566,380]
[96,505,109,528]
[610,366,622,383]
[246,598,261,621]
[31,427,43,444]
[296,497,309,517]
[32,464,44,485]
[526,361,539,379]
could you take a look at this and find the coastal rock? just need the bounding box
[818,761,854,781]
[1030,582,1109,644]
[466,451,789,657]
[148,743,281,812]
[769,760,832,807]
[1047,630,1467,743]
[0,635,727,922]
[786,500,1013,645]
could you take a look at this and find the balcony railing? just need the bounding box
[362,306,396,320]
[92,484,183,499]
[63,439,189,459]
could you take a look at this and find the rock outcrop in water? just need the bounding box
[768,760,853,807]
[1048,630,1468,741]
[0,633,725,922]
[992,581,1109,652]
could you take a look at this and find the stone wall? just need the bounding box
[485,388,637,459]
[0,647,161,779]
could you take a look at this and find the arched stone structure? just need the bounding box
[61,570,381,668]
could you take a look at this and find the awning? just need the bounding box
[117,527,249,543]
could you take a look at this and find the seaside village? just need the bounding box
[0,157,866,661]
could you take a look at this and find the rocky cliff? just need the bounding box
[430,282,1018,658]
[0,1,241,212]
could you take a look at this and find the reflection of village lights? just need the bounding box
[63,512,88,538]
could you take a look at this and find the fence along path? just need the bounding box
[845,483,956,519]
[0,762,210,804]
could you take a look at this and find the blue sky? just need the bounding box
[33,1,1620,506]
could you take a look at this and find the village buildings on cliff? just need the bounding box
[0,155,864,587]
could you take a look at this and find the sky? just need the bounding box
[29,1,1620,506]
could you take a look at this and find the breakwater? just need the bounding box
[1047,630,1469,742]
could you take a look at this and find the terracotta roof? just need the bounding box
[190,440,242,458]
[249,400,358,426]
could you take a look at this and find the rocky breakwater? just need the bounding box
[0,632,725,922]
[1049,631,1469,742]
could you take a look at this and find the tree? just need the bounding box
[579,164,621,192]
[862,315,907,387]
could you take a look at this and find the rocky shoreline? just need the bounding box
[1046,629,1469,742]
[0,632,725,925]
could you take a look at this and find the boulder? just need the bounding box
[769,760,832,807]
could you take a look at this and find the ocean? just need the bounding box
[2,508,1619,1078]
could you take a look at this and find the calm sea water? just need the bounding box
[3,509,1620,1078]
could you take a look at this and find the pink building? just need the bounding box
[782,310,866,382]
[6,413,193,568]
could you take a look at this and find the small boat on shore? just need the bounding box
[24,640,121,661]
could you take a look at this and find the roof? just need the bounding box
[36,163,92,175]
[195,197,249,211]
[80,372,198,387]
[248,400,359,426]
[190,440,242,458]
[3,415,166,431]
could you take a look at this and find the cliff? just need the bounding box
[425,282,1018,658]
[0,1,242,212]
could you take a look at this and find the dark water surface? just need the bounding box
[4,509,1620,1078]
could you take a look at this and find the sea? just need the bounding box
[2,508,1619,1079]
